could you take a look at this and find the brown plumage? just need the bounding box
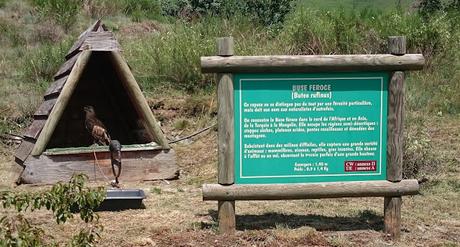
[84,106,111,145]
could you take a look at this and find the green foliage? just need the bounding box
[0,174,105,246]
[123,0,162,22]
[0,215,45,247]
[30,0,81,32]
[403,115,441,179]
[83,0,126,18]
[22,39,72,84]
[0,19,26,47]
[158,0,293,26]
[124,19,217,91]
[160,0,190,17]
[69,225,103,247]
[150,187,162,194]
[244,0,294,26]
[418,0,443,19]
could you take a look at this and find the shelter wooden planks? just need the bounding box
[80,31,120,51]
[34,98,57,117]
[14,138,35,164]
[44,76,68,99]
[66,20,101,59]
[54,51,81,80]
[21,149,177,184]
[24,119,47,139]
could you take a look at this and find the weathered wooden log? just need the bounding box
[202,180,419,201]
[388,36,406,55]
[216,37,236,234]
[385,35,407,240]
[32,51,92,156]
[201,54,424,73]
[387,71,404,181]
[218,201,236,233]
[109,51,170,149]
[384,196,402,239]
[217,37,234,185]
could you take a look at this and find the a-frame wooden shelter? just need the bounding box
[15,20,177,184]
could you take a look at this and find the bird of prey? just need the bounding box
[84,106,111,145]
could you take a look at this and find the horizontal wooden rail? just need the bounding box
[203,179,419,201]
[201,54,424,73]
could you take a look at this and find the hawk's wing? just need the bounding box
[85,117,111,145]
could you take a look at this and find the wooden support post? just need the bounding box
[385,36,406,239]
[216,37,236,234]
[32,51,92,156]
[109,51,170,149]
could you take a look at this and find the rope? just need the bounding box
[93,150,111,182]
[168,123,216,144]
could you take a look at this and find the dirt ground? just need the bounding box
[0,114,459,247]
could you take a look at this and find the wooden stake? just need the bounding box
[216,37,236,234]
[32,51,92,156]
[387,71,404,181]
[217,73,234,184]
[385,36,406,240]
[109,51,170,149]
[218,201,236,234]
[384,197,402,238]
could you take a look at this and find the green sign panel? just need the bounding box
[234,72,389,184]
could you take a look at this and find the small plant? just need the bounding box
[22,39,72,84]
[403,121,441,179]
[123,0,162,22]
[0,19,26,47]
[173,118,190,131]
[0,174,105,246]
[150,187,162,194]
[31,0,81,32]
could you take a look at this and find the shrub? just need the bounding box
[0,19,27,47]
[0,174,105,246]
[0,0,8,8]
[159,0,294,26]
[418,0,443,19]
[160,0,190,17]
[82,0,125,18]
[22,39,72,84]
[244,0,294,26]
[31,0,81,32]
[403,116,441,179]
[123,0,162,22]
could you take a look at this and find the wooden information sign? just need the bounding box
[201,36,423,238]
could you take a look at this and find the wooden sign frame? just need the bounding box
[201,36,423,239]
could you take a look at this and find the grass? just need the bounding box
[298,0,414,11]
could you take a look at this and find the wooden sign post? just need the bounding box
[202,36,423,239]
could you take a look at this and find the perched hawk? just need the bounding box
[84,106,111,145]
